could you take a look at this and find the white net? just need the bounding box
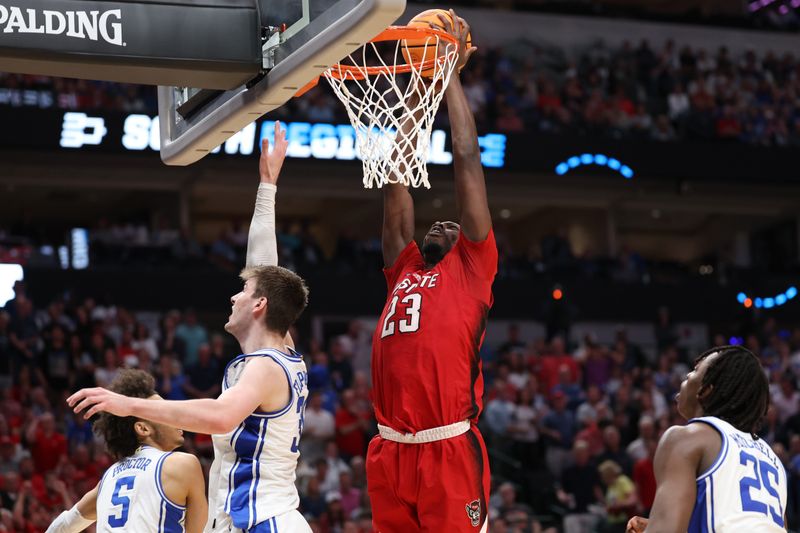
[323,29,459,189]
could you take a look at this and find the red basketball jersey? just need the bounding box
[371,230,498,433]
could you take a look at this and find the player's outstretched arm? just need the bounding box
[245,122,295,348]
[643,425,708,533]
[246,121,289,269]
[46,484,97,533]
[441,10,491,242]
[162,452,208,533]
[382,183,415,267]
[68,357,287,435]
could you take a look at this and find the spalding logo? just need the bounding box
[0,5,124,46]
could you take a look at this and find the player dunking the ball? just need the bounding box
[47,370,208,533]
[68,123,313,533]
[367,10,497,532]
[626,345,787,533]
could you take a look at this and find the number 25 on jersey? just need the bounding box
[381,294,422,338]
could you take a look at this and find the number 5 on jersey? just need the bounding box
[381,294,422,338]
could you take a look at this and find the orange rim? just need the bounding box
[294,26,457,95]
[327,26,457,80]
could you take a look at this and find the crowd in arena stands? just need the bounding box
[3,38,800,147]
[2,279,800,532]
[0,219,665,287]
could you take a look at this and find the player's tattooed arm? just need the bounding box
[441,10,491,243]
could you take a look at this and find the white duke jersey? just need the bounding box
[206,348,308,532]
[96,445,185,533]
[688,416,788,533]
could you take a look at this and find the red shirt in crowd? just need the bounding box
[31,430,67,473]
[335,408,369,458]
[633,457,656,511]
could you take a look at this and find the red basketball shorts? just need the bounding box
[366,424,490,532]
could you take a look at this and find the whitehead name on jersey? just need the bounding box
[688,416,788,533]
[206,348,308,532]
[96,445,185,533]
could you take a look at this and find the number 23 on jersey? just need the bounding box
[381,294,422,338]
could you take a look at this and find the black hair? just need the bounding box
[93,369,156,460]
[695,345,769,437]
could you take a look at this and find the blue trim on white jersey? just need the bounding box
[228,417,269,529]
[688,477,710,533]
[225,347,303,380]
[155,452,187,510]
[248,354,295,418]
[249,418,268,528]
[688,418,729,481]
[224,425,246,514]
[709,476,716,533]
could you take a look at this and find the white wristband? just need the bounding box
[246,182,278,267]
[46,505,94,533]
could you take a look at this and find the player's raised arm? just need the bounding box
[441,10,491,242]
[246,121,289,268]
[246,122,296,347]
[382,182,415,267]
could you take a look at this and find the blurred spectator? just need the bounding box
[558,440,603,533]
[598,460,637,533]
[175,309,208,367]
[0,437,23,475]
[302,392,336,464]
[183,343,220,399]
[542,391,577,478]
[338,470,361,519]
[597,426,633,476]
[626,415,656,462]
[155,354,187,401]
[335,390,370,460]
[632,439,658,515]
[24,413,66,474]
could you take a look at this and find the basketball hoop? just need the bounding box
[322,26,459,189]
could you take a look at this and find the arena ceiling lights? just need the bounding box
[554,153,634,179]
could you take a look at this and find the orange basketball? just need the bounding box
[401,9,472,77]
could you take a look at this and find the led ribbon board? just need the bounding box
[737,287,797,309]
[555,153,634,179]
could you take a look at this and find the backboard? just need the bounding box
[158,0,406,166]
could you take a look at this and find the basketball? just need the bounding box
[402,9,472,77]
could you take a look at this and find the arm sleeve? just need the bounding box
[383,240,423,288]
[45,506,94,533]
[245,183,278,267]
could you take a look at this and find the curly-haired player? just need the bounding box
[626,345,787,533]
[47,369,207,533]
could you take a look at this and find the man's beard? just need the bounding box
[422,241,446,265]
